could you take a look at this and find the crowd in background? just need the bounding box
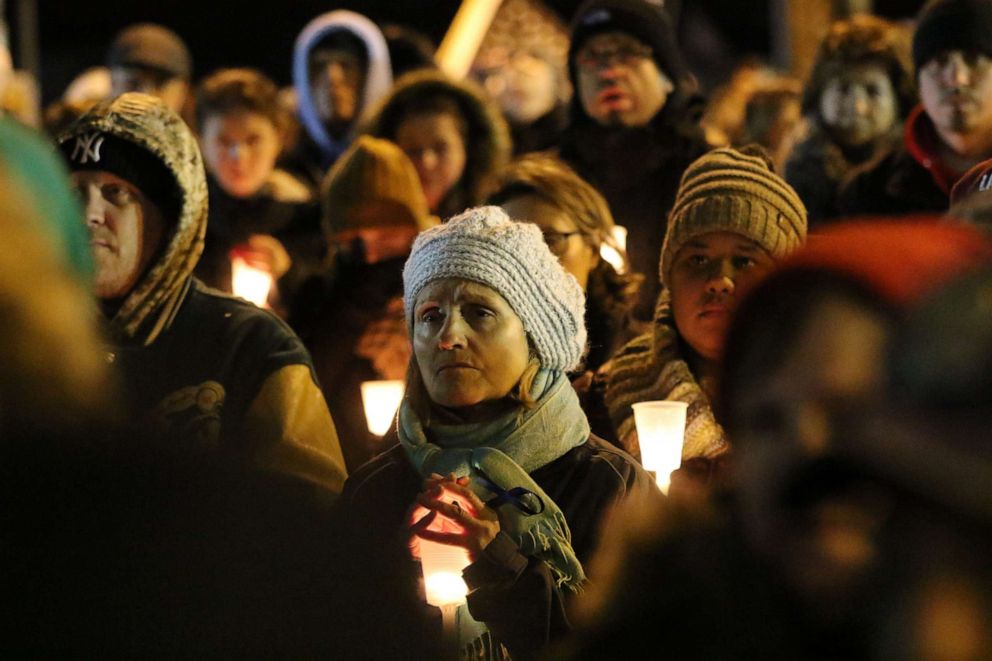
[1,0,991,657]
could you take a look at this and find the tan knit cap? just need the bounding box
[659,147,807,286]
[321,135,434,235]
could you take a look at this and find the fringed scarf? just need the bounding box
[398,369,590,657]
[603,290,728,460]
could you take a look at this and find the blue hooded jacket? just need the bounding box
[292,10,393,169]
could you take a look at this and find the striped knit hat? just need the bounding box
[659,146,807,286]
[403,206,587,372]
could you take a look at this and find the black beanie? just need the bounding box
[568,0,688,85]
[912,0,992,73]
[60,131,182,221]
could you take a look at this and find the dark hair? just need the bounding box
[364,71,511,219]
[802,15,916,120]
[195,68,288,133]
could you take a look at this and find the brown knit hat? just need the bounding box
[659,146,807,286]
[321,135,435,235]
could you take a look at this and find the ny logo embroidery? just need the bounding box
[71,133,105,164]
[979,172,992,194]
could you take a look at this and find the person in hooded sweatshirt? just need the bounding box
[364,69,512,221]
[560,0,712,321]
[284,10,393,187]
[784,14,915,226]
[57,92,346,495]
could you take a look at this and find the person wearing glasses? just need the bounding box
[560,0,711,323]
[488,154,642,376]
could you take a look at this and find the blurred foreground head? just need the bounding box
[0,120,113,438]
[721,219,992,616]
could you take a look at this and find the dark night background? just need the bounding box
[6,0,925,105]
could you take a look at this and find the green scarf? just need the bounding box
[603,290,728,460]
[399,369,590,590]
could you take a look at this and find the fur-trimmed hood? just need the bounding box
[58,92,207,346]
[362,69,512,219]
[292,10,393,167]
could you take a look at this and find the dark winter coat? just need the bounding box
[559,103,710,321]
[292,252,409,472]
[196,175,325,313]
[785,120,902,227]
[839,106,958,217]
[339,436,654,659]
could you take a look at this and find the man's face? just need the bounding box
[200,110,282,198]
[669,231,775,362]
[919,49,992,138]
[309,47,366,127]
[110,66,188,113]
[820,63,899,148]
[71,170,167,300]
[575,31,673,128]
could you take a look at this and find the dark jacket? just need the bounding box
[196,175,325,313]
[559,102,710,321]
[112,278,347,492]
[58,95,346,495]
[785,120,902,227]
[292,252,408,472]
[339,436,654,659]
[510,103,569,157]
[839,106,957,217]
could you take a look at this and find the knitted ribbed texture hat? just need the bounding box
[912,0,992,73]
[321,135,433,234]
[403,206,587,372]
[659,146,807,286]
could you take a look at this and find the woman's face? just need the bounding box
[500,193,599,290]
[819,63,898,148]
[669,231,775,362]
[395,111,468,212]
[413,278,530,412]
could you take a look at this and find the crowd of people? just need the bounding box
[1,0,991,657]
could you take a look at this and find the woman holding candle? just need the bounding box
[339,206,652,659]
[600,146,807,464]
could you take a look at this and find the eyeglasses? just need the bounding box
[575,43,653,71]
[542,230,582,256]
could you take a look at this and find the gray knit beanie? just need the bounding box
[659,146,807,287]
[403,206,587,372]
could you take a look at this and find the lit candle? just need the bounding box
[600,225,628,274]
[360,380,405,436]
[420,539,471,607]
[631,401,688,494]
[230,253,273,308]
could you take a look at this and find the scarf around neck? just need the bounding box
[399,369,590,590]
[603,290,728,460]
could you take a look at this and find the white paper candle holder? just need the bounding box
[230,254,273,308]
[632,400,688,494]
[360,380,405,437]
